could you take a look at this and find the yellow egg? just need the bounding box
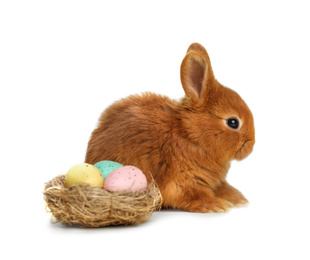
[65,163,104,188]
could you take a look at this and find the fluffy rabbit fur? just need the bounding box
[85,43,255,213]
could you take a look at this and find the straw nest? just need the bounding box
[43,175,162,228]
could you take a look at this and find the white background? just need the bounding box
[1,1,309,259]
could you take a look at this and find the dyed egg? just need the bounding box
[94,160,123,180]
[65,163,104,188]
[104,166,147,192]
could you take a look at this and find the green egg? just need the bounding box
[94,160,123,180]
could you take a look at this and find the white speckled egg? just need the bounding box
[104,166,147,192]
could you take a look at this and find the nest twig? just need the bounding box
[43,175,162,228]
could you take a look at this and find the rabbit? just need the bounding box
[85,43,255,213]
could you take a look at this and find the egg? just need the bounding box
[104,166,147,192]
[65,163,104,188]
[94,160,123,180]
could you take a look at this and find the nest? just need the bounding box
[43,175,162,228]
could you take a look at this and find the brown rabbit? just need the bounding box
[85,43,255,213]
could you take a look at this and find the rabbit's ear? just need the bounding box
[186,43,214,70]
[186,42,208,56]
[180,48,215,103]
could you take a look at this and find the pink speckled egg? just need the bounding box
[104,166,147,192]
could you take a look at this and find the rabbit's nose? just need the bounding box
[235,139,255,161]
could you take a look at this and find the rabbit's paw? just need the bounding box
[214,182,249,207]
[229,196,249,207]
[203,198,232,213]
[178,196,231,213]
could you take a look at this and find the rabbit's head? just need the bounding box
[180,43,255,162]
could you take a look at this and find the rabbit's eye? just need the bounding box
[227,118,239,129]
